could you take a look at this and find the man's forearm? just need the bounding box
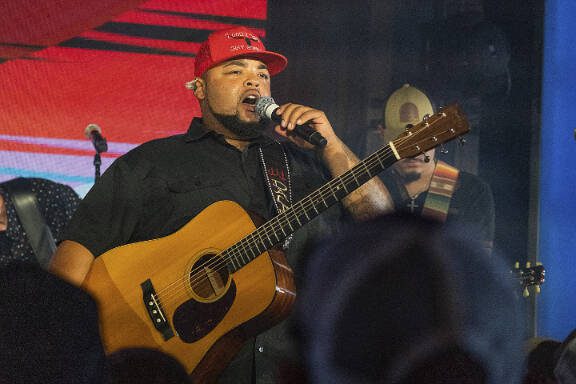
[319,138,394,221]
[50,240,95,287]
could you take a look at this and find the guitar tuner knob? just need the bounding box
[458,137,467,146]
[440,144,449,154]
[424,154,431,163]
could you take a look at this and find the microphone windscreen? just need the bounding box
[84,124,102,138]
[255,97,278,120]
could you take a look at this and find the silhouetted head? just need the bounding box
[554,329,576,384]
[295,214,526,384]
[103,347,191,384]
[0,262,105,384]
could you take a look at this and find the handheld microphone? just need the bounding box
[255,97,327,148]
[84,124,108,153]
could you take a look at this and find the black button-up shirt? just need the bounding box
[65,118,342,259]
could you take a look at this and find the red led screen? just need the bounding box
[0,0,267,195]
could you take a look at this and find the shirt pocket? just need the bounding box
[165,174,229,221]
[166,174,223,193]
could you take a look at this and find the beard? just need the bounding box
[391,163,423,183]
[398,171,422,183]
[210,104,269,140]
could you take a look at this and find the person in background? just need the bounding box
[103,348,191,384]
[554,329,576,384]
[378,84,495,252]
[522,338,561,384]
[0,262,105,384]
[0,177,80,268]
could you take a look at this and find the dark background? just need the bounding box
[268,0,544,269]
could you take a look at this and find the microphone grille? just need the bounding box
[255,96,276,118]
[84,124,101,138]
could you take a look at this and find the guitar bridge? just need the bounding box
[141,279,175,341]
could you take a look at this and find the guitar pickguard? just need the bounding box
[173,280,237,343]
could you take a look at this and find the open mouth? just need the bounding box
[242,95,258,105]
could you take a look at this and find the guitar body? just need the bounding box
[82,200,296,382]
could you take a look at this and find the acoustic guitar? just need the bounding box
[82,104,470,382]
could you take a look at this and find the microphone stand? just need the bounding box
[91,138,108,183]
[86,124,108,183]
[93,151,102,182]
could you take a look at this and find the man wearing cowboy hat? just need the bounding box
[378,84,495,252]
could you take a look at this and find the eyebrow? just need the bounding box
[222,60,269,70]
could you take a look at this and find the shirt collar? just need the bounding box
[184,117,276,147]
[184,117,212,142]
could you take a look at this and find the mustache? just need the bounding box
[403,157,427,163]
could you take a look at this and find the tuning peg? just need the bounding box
[423,153,431,163]
[458,137,467,146]
[423,114,430,123]
[440,144,449,154]
[535,285,541,294]
[523,287,530,298]
[526,261,532,268]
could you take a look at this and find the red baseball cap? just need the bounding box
[194,27,288,77]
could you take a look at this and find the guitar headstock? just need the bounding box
[513,261,546,297]
[390,104,471,159]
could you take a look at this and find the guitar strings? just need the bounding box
[152,121,453,306]
[150,144,397,305]
[152,115,456,306]
[152,124,449,305]
[152,143,402,305]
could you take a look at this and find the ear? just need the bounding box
[192,77,206,100]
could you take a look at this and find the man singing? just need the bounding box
[50,27,392,383]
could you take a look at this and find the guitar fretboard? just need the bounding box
[224,144,399,272]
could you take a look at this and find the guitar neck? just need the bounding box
[225,144,399,272]
[224,103,470,272]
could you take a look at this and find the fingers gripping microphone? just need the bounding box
[84,124,108,153]
[256,97,327,148]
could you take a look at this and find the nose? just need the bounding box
[244,77,260,88]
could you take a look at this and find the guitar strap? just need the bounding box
[258,142,293,249]
[2,178,56,268]
[421,160,460,223]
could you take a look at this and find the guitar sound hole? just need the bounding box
[189,254,230,300]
